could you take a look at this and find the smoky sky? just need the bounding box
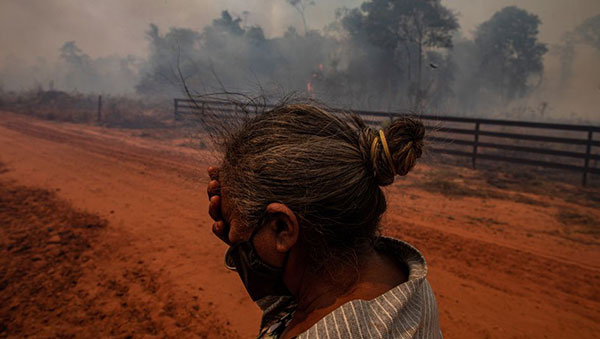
[1,0,598,65]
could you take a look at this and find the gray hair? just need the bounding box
[220,104,424,274]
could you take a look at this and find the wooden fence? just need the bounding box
[174,98,600,186]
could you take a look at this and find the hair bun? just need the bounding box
[357,117,425,186]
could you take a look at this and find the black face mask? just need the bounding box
[224,233,292,301]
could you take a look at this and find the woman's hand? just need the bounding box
[207,166,231,245]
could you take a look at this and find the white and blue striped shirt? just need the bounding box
[258,237,442,339]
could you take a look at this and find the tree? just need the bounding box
[555,31,577,89]
[555,14,600,88]
[474,6,548,100]
[59,41,97,92]
[60,41,90,67]
[340,0,458,111]
[136,24,201,96]
[210,11,245,36]
[575,14,600,51]
[286,0,315,35]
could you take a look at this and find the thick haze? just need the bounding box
[2,0,597,64]
[1,0,599,121]
[0,0,358,65]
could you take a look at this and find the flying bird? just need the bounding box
[429,63,439,69]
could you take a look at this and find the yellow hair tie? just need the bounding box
[370,130,396,176]
[379,130,396,176]
[370,135,380,166]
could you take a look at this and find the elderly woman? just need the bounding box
[207,104,440,338]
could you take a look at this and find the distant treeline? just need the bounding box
[1,0,599,119]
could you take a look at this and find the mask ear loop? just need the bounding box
[224,245,238,271]
[225,214,266,271]
[224,211,285,271]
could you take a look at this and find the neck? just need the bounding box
[281,245,406,338]
[289,254,365,314]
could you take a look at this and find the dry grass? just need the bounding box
[481,166,600,209]
[556,209,600,236]
[0,89,170,129]
[415,169,549,207]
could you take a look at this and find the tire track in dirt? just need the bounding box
[384,217,600,322]
[0,119,207,182]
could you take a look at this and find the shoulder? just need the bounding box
[297,237,441,339]
[296,277,441,339]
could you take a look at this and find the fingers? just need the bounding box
[207,166,220,181]
[207,166,221,198]
[209,195,222,221]
[207,180,220,198]
[207,166,229,245]
[209,195,230,245]
[207,166,222,220]
[212,220,231,245]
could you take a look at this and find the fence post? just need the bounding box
[583,130,593,186]
[174,98,178,121]
[97,95,102,122]
[472,122,480,169]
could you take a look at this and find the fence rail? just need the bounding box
[174,98,599,186]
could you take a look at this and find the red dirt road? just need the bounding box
[1,112,599,338]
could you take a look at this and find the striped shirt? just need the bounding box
[257,237,442,339]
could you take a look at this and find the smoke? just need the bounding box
[0,0,598,122]
[0,41,139,94]
[532,14,600,122]
[554,14,600,87]
[133,13,339,102]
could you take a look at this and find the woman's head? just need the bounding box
[219,104,424,274]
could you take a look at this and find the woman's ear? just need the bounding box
[265,203,299,253]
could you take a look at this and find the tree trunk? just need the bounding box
[417,41,422,91]
[417,38,423,111]
[402,43,412,83]
[301,13,308,35]
[294,6,308,35]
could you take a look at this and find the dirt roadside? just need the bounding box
[0,178,238,338]
[0,112,261,338]
[0,111,598,338]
